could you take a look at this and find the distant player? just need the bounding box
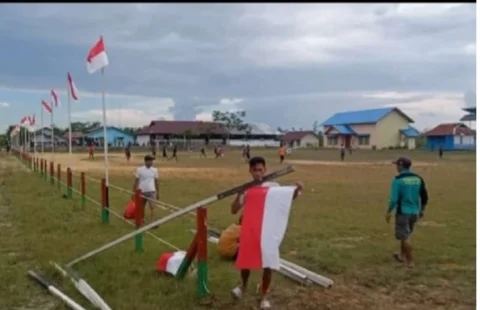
[215,145,222,159]
[438,145,444,159]
[88,143,95,160]
[278,145,286,164]
[151,143,156,158]
[169,144,178,162]
[340,144,345,161]
[125,144,131,162]
[162,144,168,160]
[200,146,207,158]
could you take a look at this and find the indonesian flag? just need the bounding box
[28,114,36,126]
[51,89,61,107]
[235,186,296,270]
[42,100,52,113]
[10,125,20,137]
[19,116,28,127]
[156,251,186,276]
[67,72,79,100]
[86,36,109,74]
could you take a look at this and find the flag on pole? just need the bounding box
[19,116,29,127]
[51,89,61,107]
[156,251,186,276]
[42,100,52,113]
[235,186,296,270]
[67,73,79,100]
[86,36,109,74]
[28,114,36,126]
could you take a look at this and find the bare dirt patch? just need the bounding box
[418,221,446,228]
[286,159,437,167]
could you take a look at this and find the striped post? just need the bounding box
[50,162,54,185]
[196,207,209,299]
[44,160,48,181]
[175,234,198,279]
[40,159,43,177]
[67,168,73,199]
[80,172,86,208]
[134,189,144,253]
[101,178,109,224]
[57,164,61,190]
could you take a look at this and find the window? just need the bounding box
[328,136,338,145]
[358,136,370,146]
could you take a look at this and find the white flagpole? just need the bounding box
[33,121,37,160]
[101,68,109,187]
[51,100,54,159]
[41,104,44,156]
[68,81,72,156]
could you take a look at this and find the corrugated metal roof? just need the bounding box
[137,120,228,136]
[229,123,281,136]
[425,123,476,136]
[460,114,476,121]
[282,131,317,142]
[333,125,356,135]
[462,107,476,113]
[400,126,420,137]
[321,107,414,126]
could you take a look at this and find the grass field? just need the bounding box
[0,148,476,310]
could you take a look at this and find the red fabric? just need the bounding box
[51,89,60,107]
[67,73,79,100]
[87,36,106,62]
[156,252,174,272]
[123,200,137,219]
[235,186,268,270]
[41,100,52,113]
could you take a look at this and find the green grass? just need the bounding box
[0,149,476,310]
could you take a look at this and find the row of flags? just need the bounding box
[13,36,109,144]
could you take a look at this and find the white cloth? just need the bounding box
[135,166,158,193]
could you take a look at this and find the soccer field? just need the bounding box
[0,148,475,310]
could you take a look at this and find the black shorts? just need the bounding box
[395,214,418,240]
[280,155,285,161]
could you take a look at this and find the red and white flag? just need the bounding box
[51,89,61,107]
[42,100,52,113]
[28,114,36,126]
[86,36,109,74]
[236,186,296,270]
[19,116,28,127]
[10,125,20,137]
[67,72,79,100]
[156,251,186,276]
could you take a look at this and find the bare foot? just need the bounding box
[393,253,405,263]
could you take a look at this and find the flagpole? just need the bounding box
[51,100,54,159]
[41,104,44,156]
[101,68,109,187]
[67,80,72,156]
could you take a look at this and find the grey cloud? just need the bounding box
[464,91,476,107]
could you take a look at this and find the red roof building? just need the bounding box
[425,123,475,151]
[282,131,319,148]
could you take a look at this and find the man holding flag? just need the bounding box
[230,156,303,309]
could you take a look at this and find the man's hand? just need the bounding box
[419,211,424,219]
[385,212,392,223]
[295,181,304,192]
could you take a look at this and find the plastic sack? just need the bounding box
[123,200,137,219]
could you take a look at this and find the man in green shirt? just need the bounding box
[386,157,429,267]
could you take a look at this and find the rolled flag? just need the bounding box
[42,100,52,113]
[86,36,109,74]
[51,89,61,107]
[19,116,28,127]
[29,114,36,126]
[235,186,297,270]
[156,251,186,276]
[67,72,79,100]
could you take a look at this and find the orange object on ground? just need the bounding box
[123,200,137,219]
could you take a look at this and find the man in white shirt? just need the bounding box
[132,155,159,224]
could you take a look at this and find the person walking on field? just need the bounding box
[438,145,444,159]
[200,146,207,158]
[169,144,178,162]
[230,156,304,309]
[278,145,286,164]
[125,143,131,162]
[132,155,159,224]
[340,144,345,161]
[162,144,168,160]
[386,157,429,268]
[88,143,95,160]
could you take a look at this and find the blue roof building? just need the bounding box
[321,107,419,150]
[84,126,134,147]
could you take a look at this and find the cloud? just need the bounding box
[0,102,9,108]
[193,97,244,121]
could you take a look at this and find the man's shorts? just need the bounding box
[142,191,156,208]
[395,214,418,240]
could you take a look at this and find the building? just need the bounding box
[62,131,85,146]
[460,107,476,129]
[84,126,134,147]
[229,123,282,147]
[425,123,476,151]
[321,107,419,150]
[34,127,66,147]
[282,131,319,148]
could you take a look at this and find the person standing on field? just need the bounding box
[88,143,95,160]
[385,157,429,268]
[132,155,159,224]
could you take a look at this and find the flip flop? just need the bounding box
[393,253,405,263]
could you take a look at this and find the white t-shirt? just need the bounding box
[135,165,159,193]
[238,181,279,205]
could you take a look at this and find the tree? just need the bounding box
[312,121,320,134]
[212,110,251,142]
[276,127,287,133]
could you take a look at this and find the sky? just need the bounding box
[0,3,476,133]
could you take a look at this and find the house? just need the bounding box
[229,123,282,147]
[425,123,476,151]
[34,127,66,147]
[321,107,419,150]
[135,120,229,147]
[84,126,134,147]
[282,131,319,148]
[460,107,476,129]
[62,131,85,146]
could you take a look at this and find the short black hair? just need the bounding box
[249,156,266,168]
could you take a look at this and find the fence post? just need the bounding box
[40,159,43,177]
[57,164,61,190]
[44,160,48,181]
[50,162,54,185]
[67,168,73,199]
[134,189,144,253]
[196,207,209,299]
[80,172,86,208]
[101,178,109,224]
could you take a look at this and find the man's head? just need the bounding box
[249,156,266,180]
[392,156,412,172]
[144,154,155,167]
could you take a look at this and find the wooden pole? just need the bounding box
[134,189,144,253]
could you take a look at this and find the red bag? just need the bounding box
[123,200,137,219]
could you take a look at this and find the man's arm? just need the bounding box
[292,181,304,200]
[154,169,160,200]
[387,178,400,213]
[231,192,244,214]
[419,177,429,215]
[132,169,139,199]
